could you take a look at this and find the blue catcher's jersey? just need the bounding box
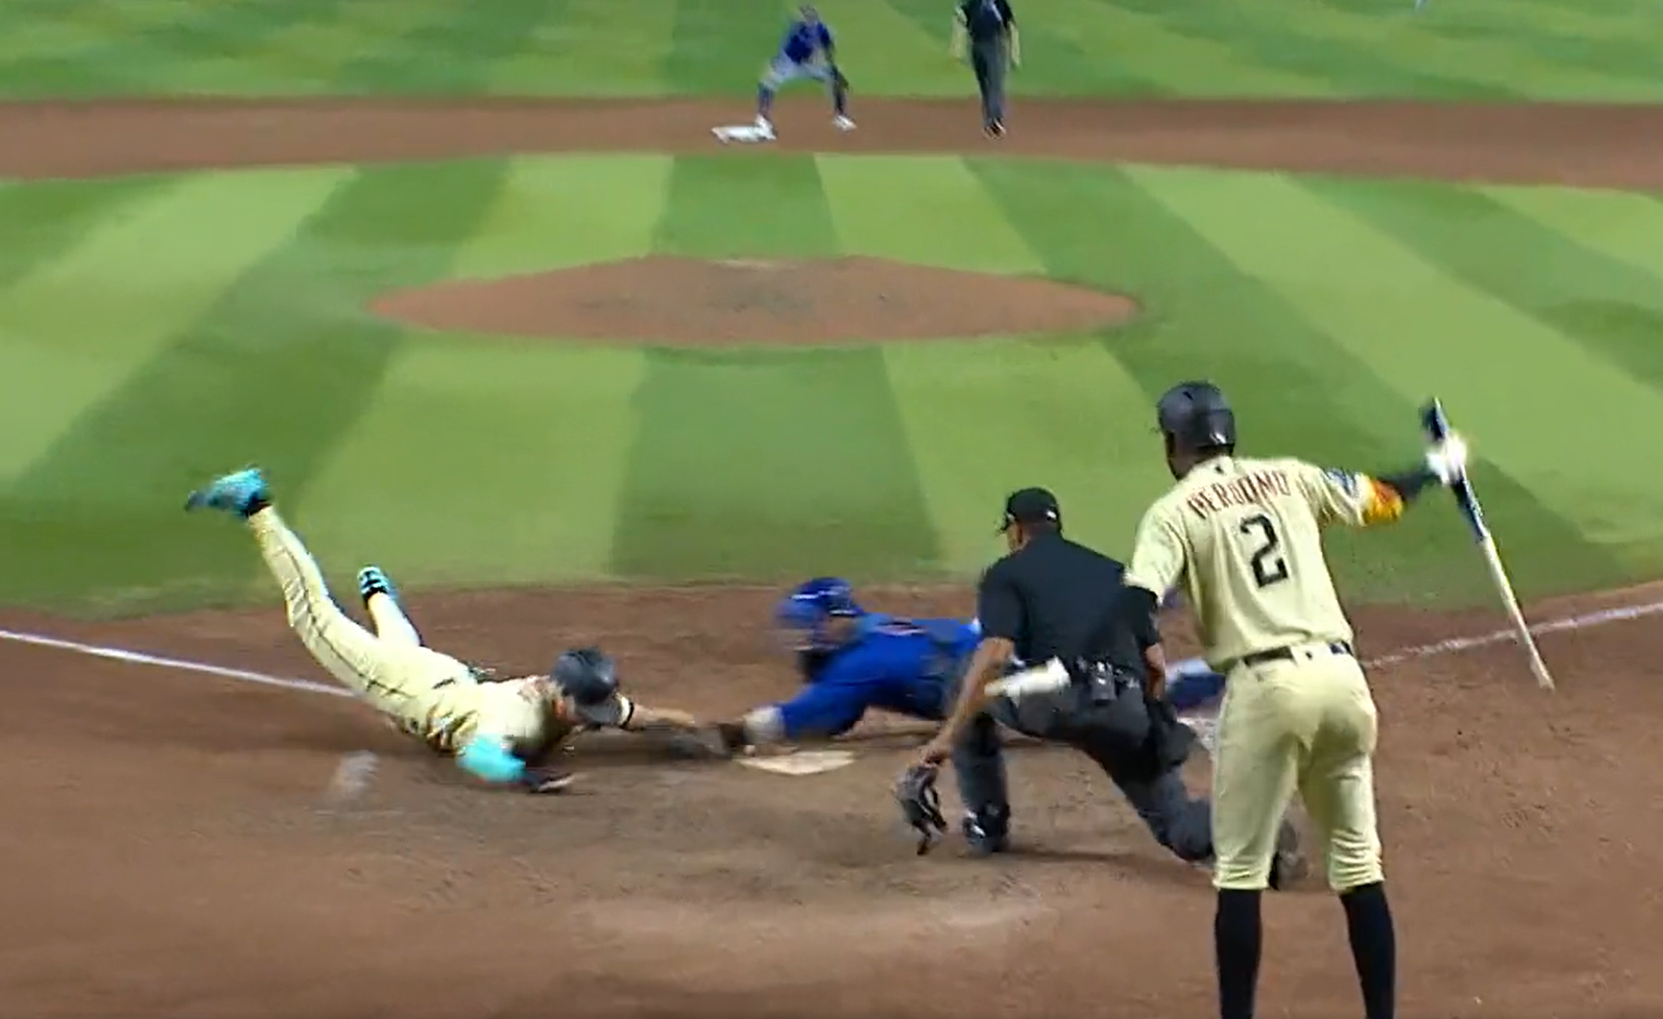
[775,614,979,740]
[779,19,833,63]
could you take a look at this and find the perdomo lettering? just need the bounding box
[1186,470,1290,517]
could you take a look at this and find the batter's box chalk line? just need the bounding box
[2,592,1658,745]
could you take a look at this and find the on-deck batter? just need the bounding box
[1121,381,1468,1019]
[184,466,707,792]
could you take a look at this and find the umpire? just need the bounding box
[950,0,1019,136]
[911,487,1249,865]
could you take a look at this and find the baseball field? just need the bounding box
[4,0,1663,1015]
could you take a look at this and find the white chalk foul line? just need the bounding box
[0,627,350,698]
[2,595,1661,706]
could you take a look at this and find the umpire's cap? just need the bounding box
[1156,381,1236,450]
[999,487,1061,532]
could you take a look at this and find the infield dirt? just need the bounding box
[4,95,1662,1018]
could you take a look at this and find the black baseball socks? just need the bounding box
[1215,881,1396,1019]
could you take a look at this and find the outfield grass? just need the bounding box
[0,151,1659,614]
[0,0,1661,101]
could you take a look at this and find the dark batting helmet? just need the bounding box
[551,646,619,707]
[1156,380,1236,450]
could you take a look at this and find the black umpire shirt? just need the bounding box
[976,531,1144,675]
[960,0,1015,42]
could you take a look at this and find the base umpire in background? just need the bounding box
[1123,381,1470,1019]
[904,487,1304,874]
[950,0,1019,136]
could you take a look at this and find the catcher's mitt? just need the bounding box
[894,763,947,855]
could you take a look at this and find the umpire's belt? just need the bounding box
[1069,658,1140,706]
[1237,640,1354,670]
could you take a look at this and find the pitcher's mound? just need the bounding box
[370,256,1138,347]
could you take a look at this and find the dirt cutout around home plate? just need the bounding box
[371,255,1137,346]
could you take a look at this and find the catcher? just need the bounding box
[184,466,707,792]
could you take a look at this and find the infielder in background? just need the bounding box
[756,4,854,139]
[1122,382,1469,1019]
[950,0,1018,136]
[184,467,707,793]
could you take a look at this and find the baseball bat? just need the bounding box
[1421,399,1555,690]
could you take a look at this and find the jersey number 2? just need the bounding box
[1240,514,1290,588]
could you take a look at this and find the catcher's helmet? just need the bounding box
[776,577,864,652]
[1156,380,1236,450]
[551,646,619,707]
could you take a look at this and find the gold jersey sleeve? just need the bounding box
[400,676,569,757]
[1125,455,1405,670]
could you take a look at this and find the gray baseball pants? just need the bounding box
[949,666,1215,861]
[970,37,1009,128]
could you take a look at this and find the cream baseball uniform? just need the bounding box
[249,507,636,764]
[1124,455,1406,892]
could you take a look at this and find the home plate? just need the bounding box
[713,124,774,144]
[735,749,855,776]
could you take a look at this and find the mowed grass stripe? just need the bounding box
[612,156,939,580]
[1060,0,1329,98]
[816,155,1037,272]
[161,0,448,95]
[299,345,648,588]
[0,176,178,484]
[1305,179,1663,398]
[654,154,838,258]
[0,168,350,484]
[883,0,1162,96]
[662,0,784,96]
[1398,0,1663,75]
[1133,166,1663,551]
[1009,161,1618,604]
[0,0,184,62]
[489,0,676,96]
[818,155,1154,569]
[449,155,675,278]
[304,155,670,583]
[1244,0,1663,100]
[330,0,554,94]
[2,161,508,614]
[0,0,208,94]
[1106,0,1518,100]
[113,0,361,95]
[814,0,962,97]
[1493,188,1663,302]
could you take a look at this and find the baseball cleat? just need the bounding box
[184,467,270,517]
[961,811,1011,857]
[984,120,1006,138]
[832,114,856,131]
[357,566,401,611]
[755,115,776,139]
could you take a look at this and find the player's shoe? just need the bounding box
[962,807,1011,857]
[832,115,856,131]
[184,467,270,518]
[356,566,401,612]
[755,114,776,139]
[984,120,1006,138]
[1268,817,1310,890]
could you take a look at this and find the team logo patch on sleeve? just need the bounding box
[1324,468,1359,496]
